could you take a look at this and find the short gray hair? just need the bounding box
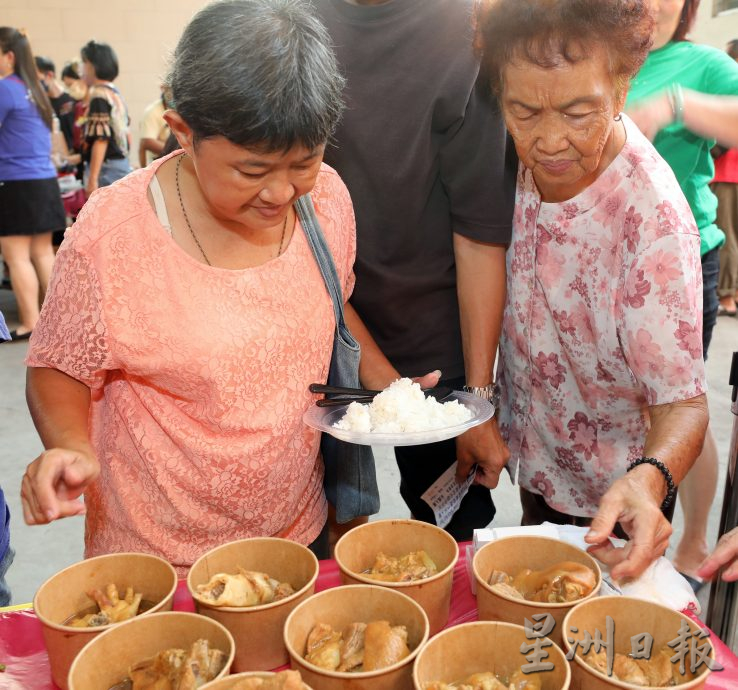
[167,0,345,150]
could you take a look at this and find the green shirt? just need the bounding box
[627,41,738,255]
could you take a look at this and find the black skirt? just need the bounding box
[0,177,67,236]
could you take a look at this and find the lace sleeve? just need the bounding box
[26,243,113,389]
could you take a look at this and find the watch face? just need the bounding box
[463,385,496,401]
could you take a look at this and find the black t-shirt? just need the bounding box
[50,92,76,152]
[315,0,516,379]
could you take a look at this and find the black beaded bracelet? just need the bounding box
[626,456,676,512]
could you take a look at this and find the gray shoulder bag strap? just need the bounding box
[296,194,380,523]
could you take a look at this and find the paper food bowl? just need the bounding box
[200,671,314,690]
[34,551,177,690]
[284,584,430,690]
[413,620,570,690]
[473,536,602,645]
[68,610,234,689]
[187,537,319,672]
[563,596,714,690]
[334,518,458,634]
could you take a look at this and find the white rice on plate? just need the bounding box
[333,378,472,433]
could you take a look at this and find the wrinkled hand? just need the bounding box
[584,471,672,581]
[455,418,510,489]
[21,447,99,525]
[625,93,673,141]
[697,527,738,583]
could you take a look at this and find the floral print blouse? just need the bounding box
[498,115,706,517]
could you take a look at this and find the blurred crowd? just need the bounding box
[0,32,171,339]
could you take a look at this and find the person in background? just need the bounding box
[476,0,708,580]
[79,40,131,197]
[626,0,738,590]
[0,28,65,340]
[313,0,515,545]
[35,56,76,154]
[713,39,738,317]
[61,60,86,101]
[139,87,172,167]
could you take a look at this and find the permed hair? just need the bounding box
[166,0,345,151]
[475,0,653,97]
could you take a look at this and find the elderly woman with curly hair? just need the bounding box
[476,0,708,580]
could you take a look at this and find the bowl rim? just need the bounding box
[561,595,714,689]
[412,620,572,689]
[333,518,459,589]
[283,583,430,679]
[33,551,178,633]
[472,535,603,609]
[186,537,320,613]
[199,670,314,690]
[67,610,236,687]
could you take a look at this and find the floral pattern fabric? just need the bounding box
[27,155,356,574]
[498,115,706,517]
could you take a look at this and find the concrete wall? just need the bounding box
[5,0,738,168]
[693,2,738,50]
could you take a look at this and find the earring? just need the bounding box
[614,114,622,122]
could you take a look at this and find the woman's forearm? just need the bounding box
[683,91,738,149]
[634,394,709,504]
[26,367,94,455]
[88,139,108,186]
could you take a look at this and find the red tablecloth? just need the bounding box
[1,554,736,689]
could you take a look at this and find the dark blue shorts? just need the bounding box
[702,246,720,359]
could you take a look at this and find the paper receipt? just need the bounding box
[421,461,475,529]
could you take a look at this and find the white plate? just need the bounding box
[303,391,494,446]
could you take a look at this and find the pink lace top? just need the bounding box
[498,115,706,517]
[27,155,356,573]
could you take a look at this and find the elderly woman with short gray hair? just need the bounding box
[20,0,355,572]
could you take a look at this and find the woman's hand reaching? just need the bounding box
[697,528,738,583]
[21,446,99,525]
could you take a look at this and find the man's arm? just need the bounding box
[453,234,510,487]
[586,394,708,580]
